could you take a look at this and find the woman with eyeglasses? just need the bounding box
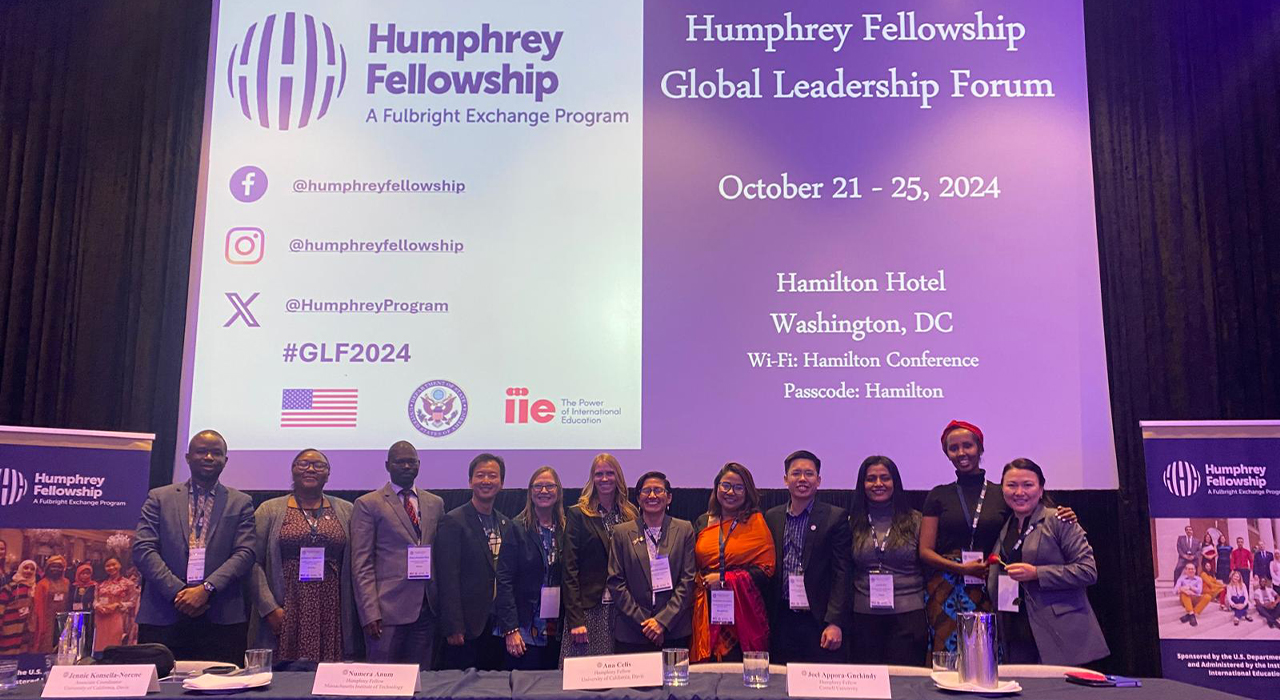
[607,472,697,653]
[495,466,566,670]
[561,454,638,661]
[250,448,357,662]
[691,463,775,662]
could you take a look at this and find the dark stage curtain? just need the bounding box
[1,0,1278,678]
[0,1,211,481]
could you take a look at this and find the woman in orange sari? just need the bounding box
[692,463,775,662]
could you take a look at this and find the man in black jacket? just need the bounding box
[764,450,852,663]
[437,453,511,671]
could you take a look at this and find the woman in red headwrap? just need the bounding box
[918,421,1074,656]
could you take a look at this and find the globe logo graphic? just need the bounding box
[0,468,28,506]
[227,12,347,130]
[1162,460,1201,498]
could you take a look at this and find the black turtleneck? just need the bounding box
[922,468,1013,557]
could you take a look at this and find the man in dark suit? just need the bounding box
[437,453,511,671]
[1174,525,1197,582]
[765,450,852,663]
[351,441,445,666]
[132,430,256,664]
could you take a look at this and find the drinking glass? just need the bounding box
[932,651,958,674]
[0,660,18,694]
[244,649,273,676]
[742,651,770,688]
[662,648,689,687]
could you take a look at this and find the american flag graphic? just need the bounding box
[281,388,358,427]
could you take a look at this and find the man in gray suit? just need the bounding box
[351,441,444,666]
[133,430,256,664]
[1174,525,1198,581]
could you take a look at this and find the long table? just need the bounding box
[7,670,1249,700]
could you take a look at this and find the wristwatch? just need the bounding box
[202,581,216,595]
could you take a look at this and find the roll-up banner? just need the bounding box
[1143,420,1280,700]
[0,426,152,684]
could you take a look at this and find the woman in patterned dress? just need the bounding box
[250,448,357,662]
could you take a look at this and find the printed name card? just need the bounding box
[312,663,421,696]
[562,652,663,690]
[787,664,892,699]
[43,665,159,697]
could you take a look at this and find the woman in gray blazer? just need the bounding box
[607,471,697,653]
[249,449,359,662]
[989,458,1108,665]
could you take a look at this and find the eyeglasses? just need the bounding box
[718,482,746,495]
[639,487,667,497]
[531,484,558,493]
[292,460,330,472]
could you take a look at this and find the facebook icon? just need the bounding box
[230,165,268,203]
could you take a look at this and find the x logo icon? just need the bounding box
[224,292,261,327]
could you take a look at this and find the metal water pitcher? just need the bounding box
[54,612,90,665]
[956,611,998,688]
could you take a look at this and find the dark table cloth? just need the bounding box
[5,670,1248,700]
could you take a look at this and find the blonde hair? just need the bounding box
[518,466,566,531]
[577,453,638,520]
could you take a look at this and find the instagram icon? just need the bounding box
[225,227,265,264]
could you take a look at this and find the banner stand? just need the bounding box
[0,426,153,685]
[1142,420,1280,700]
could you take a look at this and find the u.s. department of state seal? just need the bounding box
[408,380,468,437]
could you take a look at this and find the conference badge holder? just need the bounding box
[710,589,735,624]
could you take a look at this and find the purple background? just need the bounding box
[181,1,1114,490]
[1145,437,1280,517]
[0,444,150,529]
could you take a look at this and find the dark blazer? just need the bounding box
[436,501,511,640]
[764,500,853,628]
[132,481,256,625]
[494,518,563,635]
[607,516,697,644]
[562,503,616,630]
[988,504,1109,665]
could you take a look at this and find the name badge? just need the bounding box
[72,603,85,611]
[710,588,735,624]
[997,575,1020,612]
[407,545,431,579]
[789,574,810,609]
[650,555,674,592]
[300,547,325,581]
[539,586,561,619]
[53,593,65,602]
[869,573,895,609]
[186,547,206,584]
[961,550,984,586]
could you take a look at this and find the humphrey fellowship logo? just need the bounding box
[0,469,118,506]
[228,12,347,130]
[0,468,28,506]
[409,380,468,437]
[1163,461,1201,497]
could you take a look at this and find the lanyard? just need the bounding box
[954,482,988,551]
[867,513,891,568]
[1007,516,1036,554]
[536,524,557,584]
[645,523,665,551]
[717,518,739,582]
